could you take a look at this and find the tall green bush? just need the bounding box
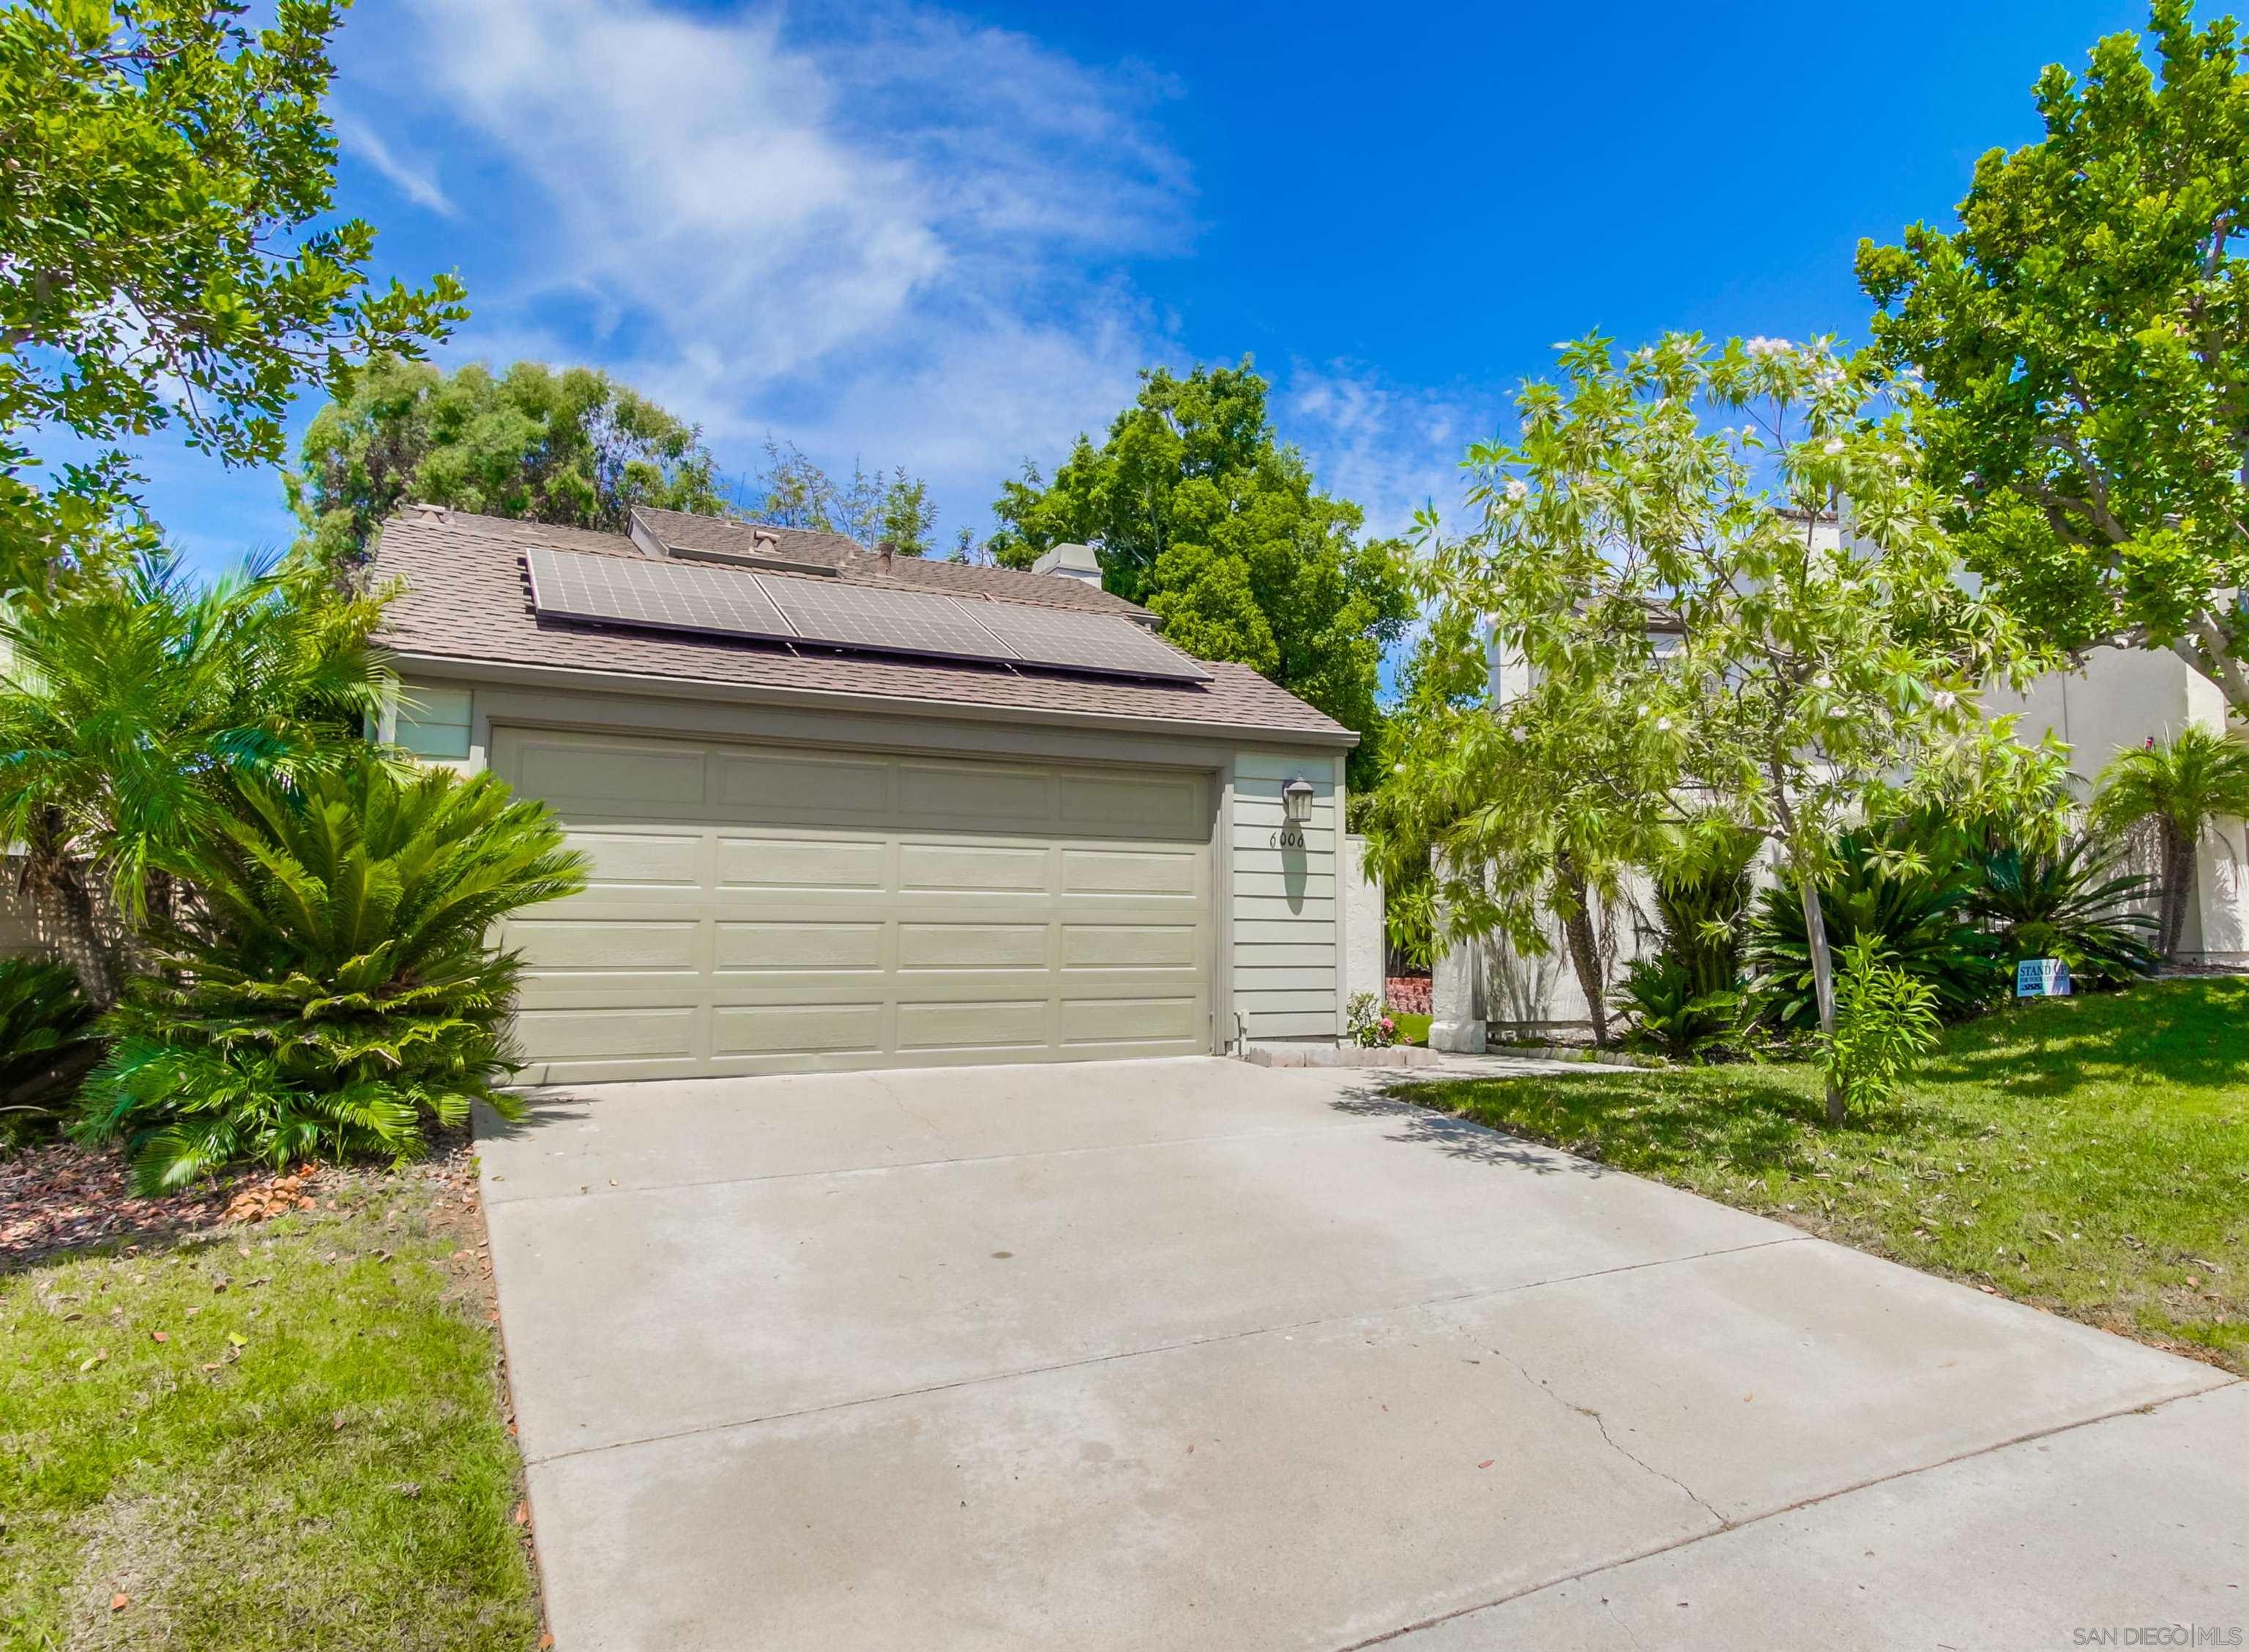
[1746,823,2003,1031]
[0,956,100,1130]
[1972,838,2161,987]
[77,755,586,1192]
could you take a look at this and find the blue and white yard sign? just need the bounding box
[2015,958,2072,998]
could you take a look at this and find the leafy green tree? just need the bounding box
[1858,1,2249,717]
[1,0,465,596]
[751,438,937,555]
[291,357,728,566]
[991,359,1414,787]
[0,550,387,1005]
[1418,332,2064,1121]
[2087,725,2249,957]
[78,752,586,1191]
[1366,662,1665,1047]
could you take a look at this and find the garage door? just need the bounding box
[491,728,1215,1081]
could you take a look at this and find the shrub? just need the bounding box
[77,753,586,1192]
[1346,992,1398,1048]
[1612,954,1739,1062]
[1820,936,1942,1115]
[1746,824,2002,1030]
[1646,820,1759,999]
[1970,837,2160,988]
[0,956,102,1132]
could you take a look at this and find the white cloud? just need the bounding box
[335,113,457,219]
[341,0,1191,537]
[1281,362,1487,541]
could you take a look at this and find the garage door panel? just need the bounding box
[1062,922,1199,970]
[516,1004,698,1063]
[898,842,1051,893]
[714,922,884,973]
[897,922,1048,971]
[1060,772,1204,838]
[512,918,699,973]
[896,999,1049,1051]
[715,836,887,890]
[567,831,704,891]
[519,739,708,808]
[493,729,1211,1079]
[898,762,1053,825]
[709,750,890,818]
[1060,995,1201,1046]
[1059,846,1198,896]
[714,1002,884,1057]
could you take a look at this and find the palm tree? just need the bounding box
[0,550,389,1005]
[2087,727,2249,961]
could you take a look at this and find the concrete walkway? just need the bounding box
[477,1057,2244,1651]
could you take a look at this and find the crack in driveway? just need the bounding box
[1482,1339,1732,1532]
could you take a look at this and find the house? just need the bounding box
[369,504,1373,1081]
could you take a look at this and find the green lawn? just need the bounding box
[1397,977,2249,1373]
[1,1157,540,1651]
[1391,1011,1432,1047]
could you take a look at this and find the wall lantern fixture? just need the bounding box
[1280,775,1316,846]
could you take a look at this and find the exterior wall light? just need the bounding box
[1280,775,1316,845]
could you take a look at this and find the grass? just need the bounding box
[1391,1012,1432,1047]
[1,1156,540,1651]
[1397,977,2249,1373]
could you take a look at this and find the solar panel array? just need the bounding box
[524,547,791,641]
[970,597,1212,683]
[760,573,1015,666]
[521,546,1211,683]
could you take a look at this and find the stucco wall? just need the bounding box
[1340,834,1385,1014]
[1985,645,2247,964]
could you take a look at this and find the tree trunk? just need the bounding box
[2158,821,2195,962]
[1801,875,1844,1126]
[1556,853,1611,1048]
[23,831,121,1010]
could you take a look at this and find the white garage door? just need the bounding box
[491,728,1215,1082]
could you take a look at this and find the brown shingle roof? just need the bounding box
[630,507,1149,617]
[370,509,1352,744]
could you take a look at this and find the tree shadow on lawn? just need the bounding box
[1331,1066,1964,1184]
[1917,979,2249,1102]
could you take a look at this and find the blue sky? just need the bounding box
[142,0,2150,576]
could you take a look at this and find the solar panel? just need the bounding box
[970,599,1212,682]
[523,546,794,643]
[521,545,1212,684]
[759,575,1026,665]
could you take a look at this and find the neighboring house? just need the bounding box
[1431,517,2248,1050]
[371,505,1370,1080]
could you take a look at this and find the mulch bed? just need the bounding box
[0,1145,239,1272]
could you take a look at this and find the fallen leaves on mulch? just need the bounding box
[0,1145,228,1271]
[222,1167,319,1225]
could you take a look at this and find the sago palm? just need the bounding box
[0,549,387,1004]
[2088,727,2249,960]
[78,752,587,1192]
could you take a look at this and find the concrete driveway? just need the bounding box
[477,1057,2245,1651]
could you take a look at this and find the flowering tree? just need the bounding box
[1410,333,2065,1121]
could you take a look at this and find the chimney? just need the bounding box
[1029,541,1102,586]
[875,539,897,573]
